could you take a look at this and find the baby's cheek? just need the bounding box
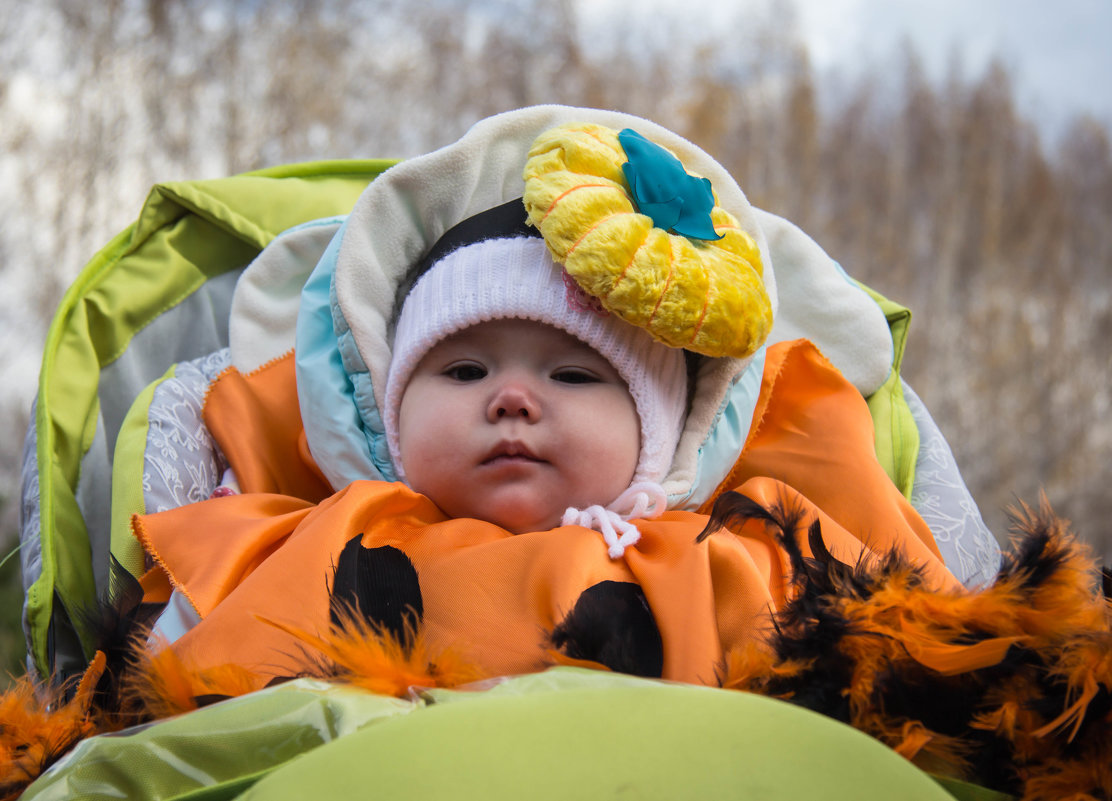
[592,397,640,478]
[402,445,449,488]
[574,444,638,504]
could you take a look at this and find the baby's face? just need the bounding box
[398,318,640,533]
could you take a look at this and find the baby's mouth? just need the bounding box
[482,442,544,465]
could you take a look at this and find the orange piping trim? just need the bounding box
[130,513,202,617]
[201,348,295,411]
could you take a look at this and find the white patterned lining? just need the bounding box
[19,400,43,672]
[142,349,232,514]
[904,382,1002,587]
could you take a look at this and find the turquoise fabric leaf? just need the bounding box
[618,128,722,241]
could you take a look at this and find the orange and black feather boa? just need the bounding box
[3,495,1110,801]
[714,493,1112,801]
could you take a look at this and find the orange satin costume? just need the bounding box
[133,339,957,687]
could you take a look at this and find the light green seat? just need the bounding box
[23,669,988,801]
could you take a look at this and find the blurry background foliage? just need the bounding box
[1,0,1109,679]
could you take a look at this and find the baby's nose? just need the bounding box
[487,381,541,422]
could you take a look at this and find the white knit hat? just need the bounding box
[384,235,688,554]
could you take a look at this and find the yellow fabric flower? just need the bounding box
[523,122,771,359]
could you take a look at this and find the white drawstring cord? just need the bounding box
[562,505,641,559]
[562,481,668,559]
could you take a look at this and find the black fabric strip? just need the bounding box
[413,196,540,279]
[391,197,541,326]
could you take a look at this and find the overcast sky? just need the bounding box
[792,0,1111,140]
[585,0,1110,143]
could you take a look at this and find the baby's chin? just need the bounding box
[430,484,627,535]
[476,504,565,535]
[442,496,572,535]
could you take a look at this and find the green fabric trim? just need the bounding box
[242,158,399,180]
[30,160,397,677]
[24,458,94,676]
[30,225,134,679]
[859,283,920,499]
[109,364,178,582]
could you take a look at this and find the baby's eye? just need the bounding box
[552,368,600,384]
[443,363,487,382]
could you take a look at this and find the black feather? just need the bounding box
[994,501,1076,594]
[74,555,165,709]
[995,527,1062,593]
[330,536,423,646]
[551,581,664,678]
[695,492,782,544]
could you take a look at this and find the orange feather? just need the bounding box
[260,605,485,697]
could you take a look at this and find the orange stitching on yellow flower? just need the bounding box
[646,239,676,327]
[602,227,652,302]
[541,183,621,224]
[565,212,629,258]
